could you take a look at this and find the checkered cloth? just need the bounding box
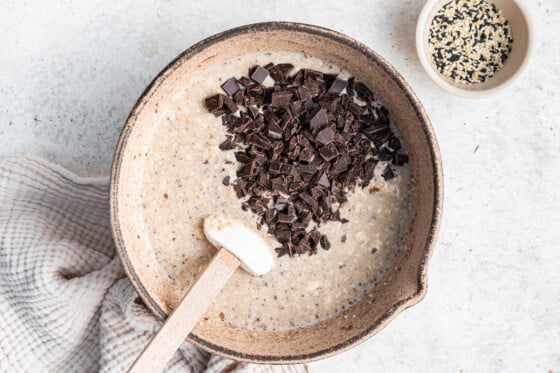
[0,157,308,373]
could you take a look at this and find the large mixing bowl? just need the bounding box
[110,22,443,363]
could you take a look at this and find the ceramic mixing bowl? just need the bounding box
[110,22,443,363]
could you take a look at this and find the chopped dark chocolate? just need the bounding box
[204,63,408,257]
[222,95,238,113]
[234,151,252,164]
[317,172,330,188]
[276,229,291,243]
[233,90,245,104]
[221,77,240,96]
[277,213,293,224]
[354,81,375,102]
[250,65,269,84]
[387,136,402,152]
[309,108,327,131]
[218,138,234,151]
[327,78,347,95]
[248,105,259,119]
[268,63,294,83]
[267,123,284,140]
[393,154,409,166]
[299,148,315,162]
[205,94,223,116]
[318,143,338,161]
[382,164,395,180]
[316,127,334,145]
[270,91,293,108]
[298,163,317,175]
[320,235,331,250]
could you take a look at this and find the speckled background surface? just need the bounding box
[1,0,559,371]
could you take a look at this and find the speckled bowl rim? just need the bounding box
[110,21,443,364]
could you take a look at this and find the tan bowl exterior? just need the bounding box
[110,22,443,364]
[416,0,533,98]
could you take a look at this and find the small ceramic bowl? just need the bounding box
[110,22,443,363]
[416,0,533,98]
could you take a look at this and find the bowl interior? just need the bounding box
[417,0,531,98]
[111,23,442,363]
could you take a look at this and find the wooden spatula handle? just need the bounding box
[129,248,240,373]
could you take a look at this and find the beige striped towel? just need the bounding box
[0,157,308,373]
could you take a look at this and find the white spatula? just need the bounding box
[129,215,274,372]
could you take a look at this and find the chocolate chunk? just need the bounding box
[296,239,311,255]
[267,123,284,140]
[250,65,269,84]
[382,165,395,180]
[320,235,331,250]
[317,172,330,188]
[289,100,305,117]
[319,94,338,113]
[299,148,315,162]
[393,154,409,166]
[309,229,321,248]
[221,77,240,96]
[222,95,238,113]
[316,127,334,145]
[300,192,318,210]
[361,159,377,186]
[271,91,293,108]
[234,151,252,164]
[276,229,291,243]
[222,176,230,186]
[248,106,259,119]
[387,136,402,152]
[238,76,253,88]
[218,138,234,151]
[233,181,247,198]
[298,163,317,175]
[305,79,325,98]
[362,125,390,142]
[205,94,223,116]
[354,81,375,102]
[291,70,304,85]
[237,161,256,177]
[247,134,272,149]
[310,108,327,131]
[297,86,313,101]
[344,76,354,94]
[277,213,293,224]
[233,90,245,104]
[310,186,323,199]
[378,147,394,161]
[328,78,347,94]
[268,63,294,83]
[319,143,339,161]
[274,197,289,211]
[347,102,364,116]
[304,69,323,80]
[331,154,350,176]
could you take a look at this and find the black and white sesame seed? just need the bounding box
[429,0,513,84]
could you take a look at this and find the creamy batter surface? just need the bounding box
[141,51,411,331]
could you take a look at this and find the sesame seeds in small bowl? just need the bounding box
[416,0,533,98]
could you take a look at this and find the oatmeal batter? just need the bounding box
[141,52,411,331]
